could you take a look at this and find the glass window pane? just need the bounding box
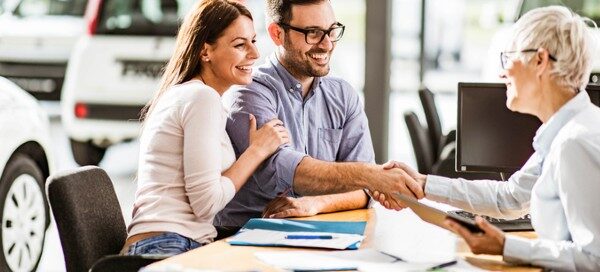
[95,0,194,36]
[519,0,600,24]
[17,0,88,17]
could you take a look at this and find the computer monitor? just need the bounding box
[456,83,541,174]
[588,84,600,106]
[456,83,600,174]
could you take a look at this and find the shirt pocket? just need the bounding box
[317,128,343,161]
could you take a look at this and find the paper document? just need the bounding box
[228,229,364,249]
[241,218,366,235]
[141,264,222,272]
[359,258,486,272]
[373,204,456,263]
[255,249,398,271]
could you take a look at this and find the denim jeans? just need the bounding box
[125,232,202,256]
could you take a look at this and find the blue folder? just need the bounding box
[229,218,367,249]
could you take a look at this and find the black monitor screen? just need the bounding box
[588,84,600,106]
[457,83,542,173]
[456,83,600,174]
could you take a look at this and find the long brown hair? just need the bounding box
[141,0,252,121]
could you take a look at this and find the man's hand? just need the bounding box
[445,216,506,255]
[370,160,427,210]
[262,196,322,218]
[365,162,424,211]
[367,161,426,210]
[370,190,404,210]
[383,160,427,191]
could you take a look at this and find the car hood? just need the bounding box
[0,15,84,38]
[0,15,84,62]
[0,76,40,109]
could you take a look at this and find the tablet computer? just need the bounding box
[394,193,483,233]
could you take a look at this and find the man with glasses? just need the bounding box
[214,0,421,236]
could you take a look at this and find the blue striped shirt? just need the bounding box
[214,54,374,227]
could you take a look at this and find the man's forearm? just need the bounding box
[310,190,369,213]
[293,157,376,195]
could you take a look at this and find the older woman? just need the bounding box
[121,0,289,256]
[376,6,600,271]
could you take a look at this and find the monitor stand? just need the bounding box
[500,172,507,182]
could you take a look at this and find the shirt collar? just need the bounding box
[269,53,322,95]
[532,90,591,156]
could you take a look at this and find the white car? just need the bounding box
[0,0,17,15]
[0,0,87,101]
[482,0,600,81]
[0,76,54,272]
[61,0,193,166]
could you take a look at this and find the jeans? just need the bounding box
[125,232,202,256]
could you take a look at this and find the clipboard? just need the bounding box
[394,193,483,233]
[228,218,367,249]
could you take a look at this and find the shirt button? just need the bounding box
[296,83,301,88]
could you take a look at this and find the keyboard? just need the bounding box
[448,210,533,232]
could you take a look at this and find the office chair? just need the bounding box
[46,166,163,272]
[418,87,456,158]
[404,111,501,180]
[404,111,435,174]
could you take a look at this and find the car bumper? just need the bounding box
[78,103,145,121]
[62,103,145,146]
[0,61,67,101]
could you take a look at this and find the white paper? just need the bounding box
[372,205,456,263]
[141,264,222,272]
[228,229,364,250]
[255,249,398,271]
[359,258,486,272]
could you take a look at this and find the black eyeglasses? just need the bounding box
[500,49,557,69]
[278,22,345,45]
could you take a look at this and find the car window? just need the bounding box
[16,0,87,17]
[95,0,194,36]
[519,0,600,25]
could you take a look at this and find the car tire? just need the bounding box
[70,139,107,166]
[0,154,48,272]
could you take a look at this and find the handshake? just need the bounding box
[366,160,427,210]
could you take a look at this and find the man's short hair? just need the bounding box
[265,0,328,24]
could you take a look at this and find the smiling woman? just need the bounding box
[122,0,291,257]
[378,6,600,272]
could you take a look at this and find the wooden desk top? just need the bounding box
[149,208,540,271]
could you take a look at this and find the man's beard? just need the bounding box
[283,38,331,78]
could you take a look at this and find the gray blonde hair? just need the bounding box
[510,5,597,91]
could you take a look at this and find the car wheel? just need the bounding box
[70,139,107,166]
[0,154,48,272]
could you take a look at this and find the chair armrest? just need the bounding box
[438,141,456,161]
[442,129,456,146]
[90,255,166,272]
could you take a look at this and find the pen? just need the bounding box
[427,260,457,271]
[284,235,333,239]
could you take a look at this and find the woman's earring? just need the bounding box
[203,57,210,62]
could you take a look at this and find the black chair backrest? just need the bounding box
[419,87,443,156]
[404,111,435,174]
[46,166,127,272]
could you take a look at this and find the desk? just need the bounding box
[148,208,540,271]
